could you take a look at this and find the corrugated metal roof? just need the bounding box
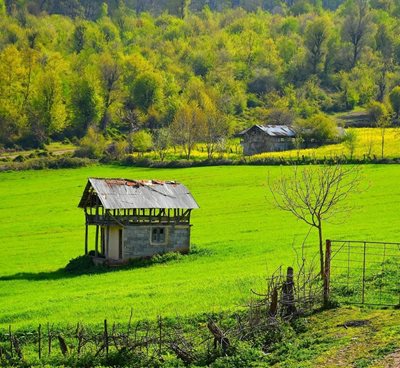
[78,178,199,210]
[238,125,296,137]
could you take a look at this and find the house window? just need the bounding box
[151,227,166,244]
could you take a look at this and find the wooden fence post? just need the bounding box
[9,325,13,358]
[158,316,162,356]
[127,308,133,337]
[324,239,332,307]
[104,319,109,357]
[47,322,52,355]
[38,324,42,360]
[281,267,296,317]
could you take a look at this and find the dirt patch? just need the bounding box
[384,350,400,368]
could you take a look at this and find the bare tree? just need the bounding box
[269,165,361,277]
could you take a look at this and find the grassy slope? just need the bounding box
[273,307,400,368]
[0,165,399,329]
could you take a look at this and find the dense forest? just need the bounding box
[1,0,400,156]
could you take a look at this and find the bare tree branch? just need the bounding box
[269,164,361,276]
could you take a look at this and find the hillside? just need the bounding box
[1,0,400,156]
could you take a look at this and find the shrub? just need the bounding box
[13,155,25,162]
[295,113,339,145]
[74,127,107,159]
[128,130,153,155]
[65,255,96,274]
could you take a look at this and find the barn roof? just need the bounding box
[238,125,296,137]
[78,178,199,210]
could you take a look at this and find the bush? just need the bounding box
[295,113,339,145]
[74,127,107,159]
[65,255,96,274]
[13,155,25,162]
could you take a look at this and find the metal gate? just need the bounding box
[325,240,400,306]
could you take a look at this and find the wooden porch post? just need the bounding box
[95,225,99,257]
[84,222,88,255]
[84,210,88,255]
[105,225,110,258]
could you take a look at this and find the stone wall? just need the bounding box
[123,224,190,259]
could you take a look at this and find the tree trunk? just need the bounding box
[318,222,324,278]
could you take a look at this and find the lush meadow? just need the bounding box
[0,164,399,330]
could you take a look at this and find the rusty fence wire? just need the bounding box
[326,240,400,306]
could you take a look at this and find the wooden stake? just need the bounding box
[38,324,42,360]
[127,308,133,336]
[158,315,162,356]
[8,325,12,357]
[47,322,51,355]
[104,319,109,357]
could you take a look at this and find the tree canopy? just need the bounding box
[1,0,400,149]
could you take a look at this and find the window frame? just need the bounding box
[150,226,168,245]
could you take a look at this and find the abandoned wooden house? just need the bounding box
[78,178,199,262]
[238,125,296,155]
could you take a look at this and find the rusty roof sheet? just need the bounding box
[238,125,296,137]
[78,178,199,210]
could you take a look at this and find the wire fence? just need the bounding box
[326,240,400,306]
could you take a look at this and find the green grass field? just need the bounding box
[0,165,399,330]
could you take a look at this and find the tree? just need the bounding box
[294,113,338,146]
[28,69,67,146]
[204,107,230,159]
[343,129,357,159]
[0,0,5,16]
[269,164,361,277]
[0,45,27,145]
[153,127,171,161]
[342,0,373,68]
[389,86,400,119]
[368,101,391,158]
[129,130,153,156]
[131,72,163,113]
[69,78,101,138]
[304,16,331,75]
[73,23,86,53]
[75,126,106,158]
[170,102,206,160]
[98,53,122,132]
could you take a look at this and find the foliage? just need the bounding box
[389,85,400,118]
[170,102,206,159]
[129,130,153,155]
[153,128,171,161]
[342,129,358,158]
[0,3,399,150]
[75,127,107,158]
[65,255,96,274]
[295,113,339,145]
